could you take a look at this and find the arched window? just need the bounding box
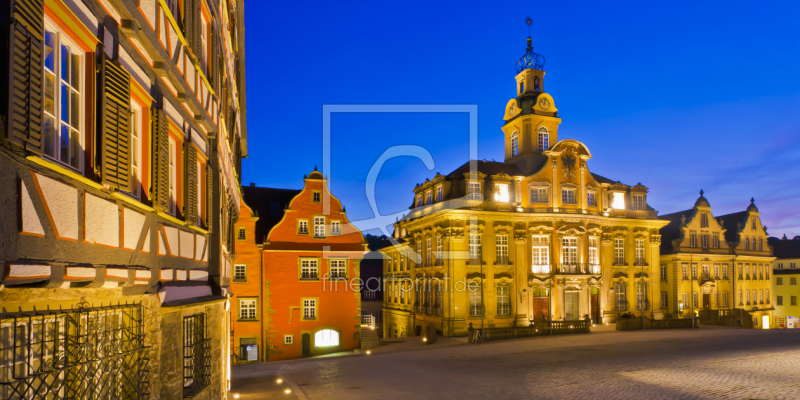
[538,126,549,152]
[519,80,524,93]
[511,132,519,156]
[534,76,540,91]
[314,329,340,347]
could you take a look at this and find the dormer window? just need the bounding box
[538,127,549,152]
[494,183,509,203]
[561,188,576,204]
[511,132,519,157]
[611,192,625,210]
[632,195,644,210]
[751,218,756,230]
[426,191,432,205]
[436,186,443,202]
[467,182,482,200]
[416,195,422,207]
[534,76,540,91]
[587,191,597,207]
[690,233,697,247]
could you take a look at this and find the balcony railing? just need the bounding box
[435,306,443,316]
[556,264,601,275]
[361,314,375,328]
[532,264,551,274]
[416,304,423,314]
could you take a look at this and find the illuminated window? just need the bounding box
[494,183,509,203]
[589,237,599,267]
[314,216,326,238]
[530,184,548,203]
[510,132,519,157]
[496,284,510,315]
[130,102,142,198]
[531,236,550,274]
[468,234,482,261]
[43,21,84,170]
[237,227,246,240]
[233,265,246,282]
[615,283,627,311]
[561,237,578,265]
[614,239,624,265]
[700,213,708,227]
[469,285,482,316]
[298,220,308,234]
[426,238,432,267]
[538,127,549,152]
[635,239,645,265]
[701,234,708,248]
[314,330,339,347]
[611,192,625,210]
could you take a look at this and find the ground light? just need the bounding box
[423,338,427,342]
[233,394,240,399]
[276,378,283,384]
[285,388,292,394]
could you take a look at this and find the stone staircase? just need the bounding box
[361,327,380,350]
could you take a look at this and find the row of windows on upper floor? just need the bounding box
[675,263,771,281]
[776,262,798,269]
[415,182,646,211]
[686,233,765,252]
[510,126,550,156]
[385,235,649,273]
[232,258,349,283]
[776,277,798,285]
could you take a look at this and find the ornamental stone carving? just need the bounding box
[650,234,662,245]
[493,224,512,235]
[451,227,465,242]
[514,230,528,244]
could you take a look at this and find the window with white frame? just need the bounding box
[467,182,482,200]
[426,191,432,205]
[692,264,697,279]
[302,299,317,320]
[511,132,519,156]
[561,188,576,204]
[314,216,326,237]
[758,238,763,251]
[129,102,142,198]
[635,239,645,265]
[531,235,550,273]
[529,184,548,203]
[284,335,293,345]
[233,265,247,282]
[614,239,624,265]
[745,290,750,304]
[237,227,246,240]
[494,183,509,202]
[714,292,719,307]
[751,217,756,230]
[239,299,257,320]
[766,289,770,303]
[682,264,688,280]
[777,296,783,306]
[561,237,578,265]
[752,238,756,250]
[632,195,644,210]
[469,285,482,316]
[690,233,697,247]
[701,234,709,248]
[723,292,728,307]
[168,138,177,214]
[436,186,443,202]
[301,259,319,280]
[330,221,341,235]
[496,284,510,315]
[700,212,708,227]
[682,293,688,309]
[661,292,668,309]
[298,220,309,234]
[615,282,627,311]
[496,235,508,264]
[723,265,728,279]
[538,126,549,152]
[660,265,667,281]
[714,264,720,279]
[713,234,720,248]
[43,22,84,170]
[329,259,347,279]
[702,265,709,280]
[692,292,698,308]
[469,234,482,261]
[426,238,432,267]
[636,282,647,310]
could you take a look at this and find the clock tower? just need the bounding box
[501,23,562,175]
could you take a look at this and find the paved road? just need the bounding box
[230,326,800,400]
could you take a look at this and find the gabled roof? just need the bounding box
[715,211,749,245]
[241,186,302,244]
[658,209,694,254]
[445,160,525,179]
[768,237,800,259]
[590,173,617,185]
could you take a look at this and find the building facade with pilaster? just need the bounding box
[0,0,247,398]
[380,36,669,338]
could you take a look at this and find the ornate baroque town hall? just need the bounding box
[0,0,247,398]
[379,35,774,338]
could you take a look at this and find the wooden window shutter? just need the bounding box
[206,162,214,232]
[6,0,45,155]
[99,57,132,191]
[151,108,170,212]
[185,0,202,62]
[184,141,198,225]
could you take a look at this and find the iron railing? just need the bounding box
[0,300,150,400]
[555,264,600,275]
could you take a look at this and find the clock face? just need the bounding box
[539,98,551,111]
[509,104,516,114]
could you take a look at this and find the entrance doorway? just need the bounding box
[302,333,310,356]
[703,294,710,310]
[531,288,550,322]
[565,292,579,320]
[591,287,600,322]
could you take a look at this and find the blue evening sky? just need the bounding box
[243,0,800,238]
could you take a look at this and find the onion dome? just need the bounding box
[746,197,759,212]
[694,189,710,207]
[308,165,323,180]
[516,18,545,73]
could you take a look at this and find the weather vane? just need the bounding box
[526,17,532,37]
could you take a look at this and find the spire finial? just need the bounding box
[516,18,544,72]
[751,197,755,204]
[314,165,318,171]
[700,189,704,197]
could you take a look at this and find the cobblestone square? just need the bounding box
[231,326,800,400]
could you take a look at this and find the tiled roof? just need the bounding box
[591,173,617,185]
[445,160,525,178]
[241,186,302,244]
[768,237,800,259]
[715,211,749,245]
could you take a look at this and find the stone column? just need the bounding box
[601,235,614,322]
[556,279,565,320]
[651,233,663,319]
[514,228,529,327]
[551,159,559,212]
[580,163,586,214]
